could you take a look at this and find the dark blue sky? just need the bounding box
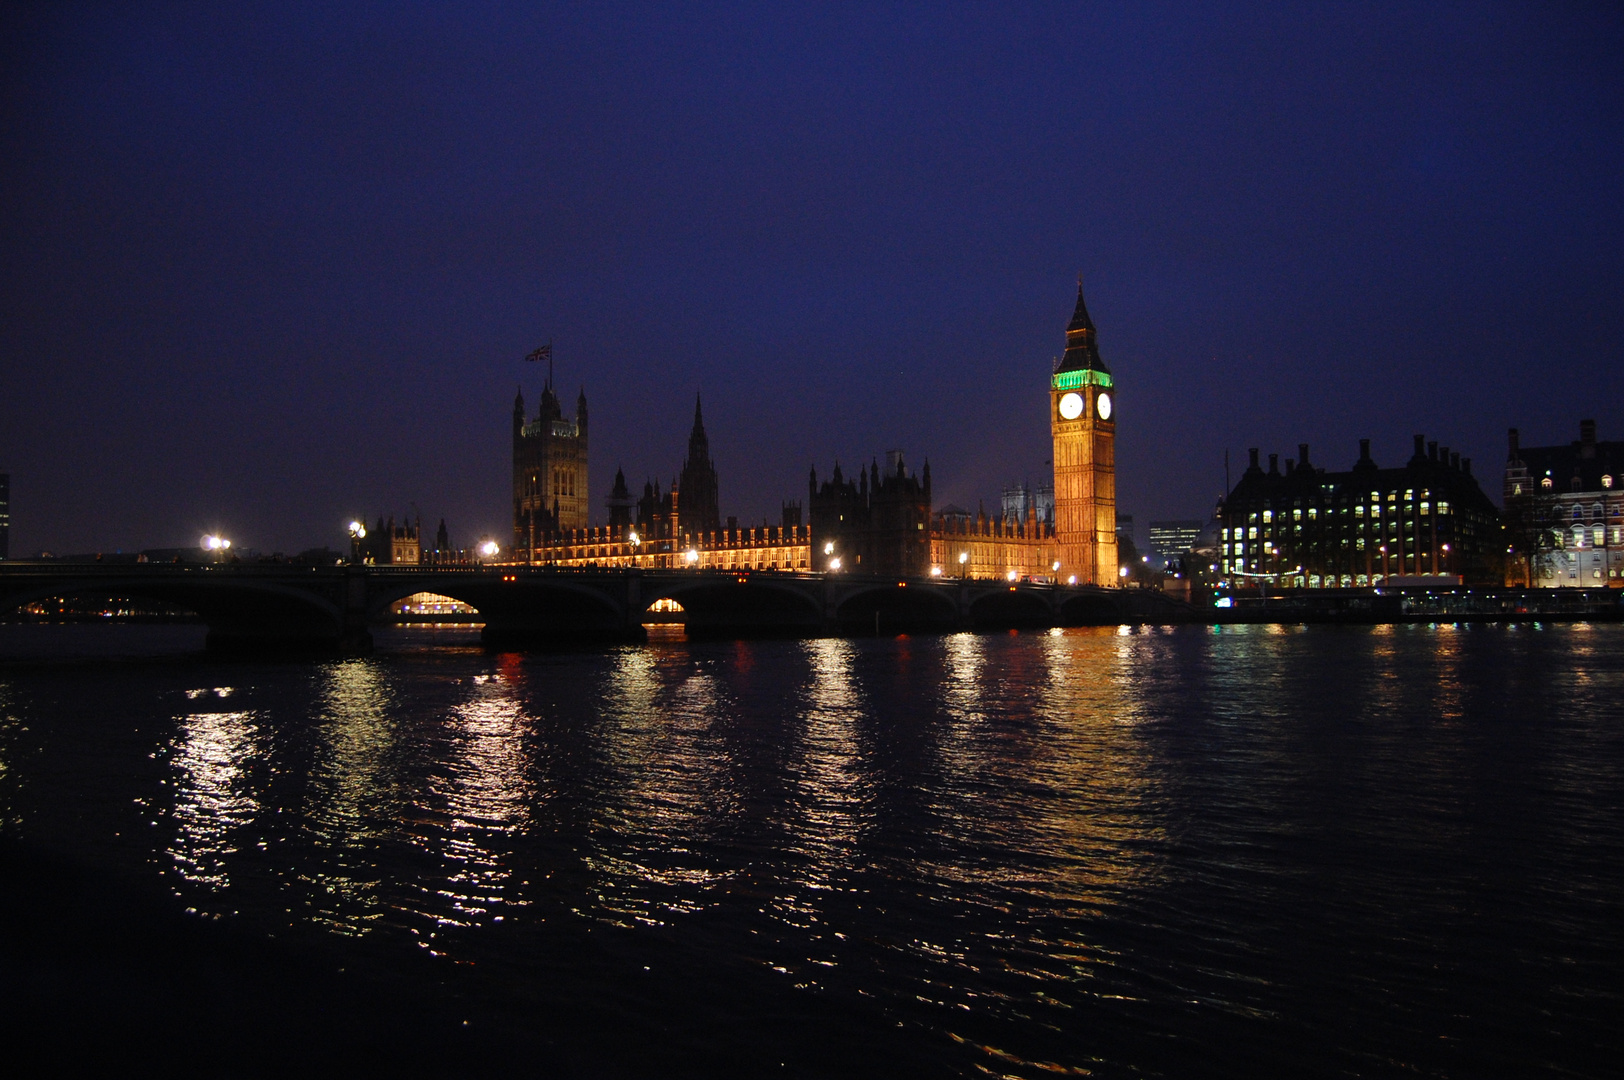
[3,2,1621,555]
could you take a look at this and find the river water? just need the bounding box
[0,622,1619,1078]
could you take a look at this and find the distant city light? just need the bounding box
[628,531,640,546]
[1119,566,1129,577]
[202,535,230,551]
[828,557,842,571]
[685,548,699,564]
[958,551,968,564]
[479,540,499,557]
[348,520,366,539]
[1051,561,1060,572]
[1006,569,1018,582]
[1067,575,1077,585]
[929,566,942,576]
[823,542,835,555]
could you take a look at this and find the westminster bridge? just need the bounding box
[0,562,1193,655]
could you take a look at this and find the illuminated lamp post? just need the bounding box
[348,520,367,563]
[1119,564,1129,587]
[1440,543,1450,577]
[202,534,231,563]
[958,550,968,580]
[685,548,699,567]
[478,539,500,564]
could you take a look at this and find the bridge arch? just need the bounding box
[1057,590,1125,626]
[831,581,958,633]
[644,575,824,637]
[967,587,1055,629]
[375,573,632,647]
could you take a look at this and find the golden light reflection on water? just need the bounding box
[954,628,1168,905]
[166,703,260,902]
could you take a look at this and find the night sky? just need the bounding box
[3,3,1621,557]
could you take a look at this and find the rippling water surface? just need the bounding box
[1,622,1620,1077]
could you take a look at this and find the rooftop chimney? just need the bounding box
[1249,448,1260,470]
[1450,452,1460,470]
[1507,428,1519,459]
[1580,419,1597,458]
[1268,453,1279,475]
[1463,457,1472,475]
[1428,440,1438,461]
[1299,443,1310,466]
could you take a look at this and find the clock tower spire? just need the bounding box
[1050,278,1117,585]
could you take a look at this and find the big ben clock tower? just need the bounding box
[1051,280,1118,585]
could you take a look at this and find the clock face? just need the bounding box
[1096,392,1113,420]
[1058,392,1084,420]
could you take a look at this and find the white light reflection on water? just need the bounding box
[781,637,870,902]
[580,645,741,928]
[301,661,402,934]
[0,683,24,830]
[166,707,261,906]
[417,660,535,931]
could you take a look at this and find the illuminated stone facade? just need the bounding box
[1504,420,1624,588]
[930,507,1059,581]
[502,282,1118,584]
[1050,283,1118,585]
[519,520,811,571]
[513,378,589,554]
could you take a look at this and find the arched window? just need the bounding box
[1542,477,1553,489]
[1573,504,1584,520]
[1594,502,1605,520]
[1595,525,1606,547]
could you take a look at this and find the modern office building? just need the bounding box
[1218,436,1499,587]
[1148,520,1203,558]
[1503,420,1624,587]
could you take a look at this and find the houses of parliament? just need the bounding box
[508,282,1120,585]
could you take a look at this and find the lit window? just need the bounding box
[1542,478,1553,490]
[1604,475,1614,489]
